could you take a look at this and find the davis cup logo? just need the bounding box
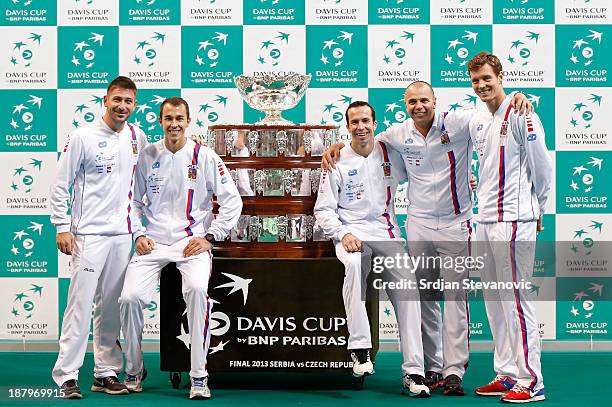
[11,158,42,193]
[177,273,251,355]
[131,94,165,132]
[195,32,228,68]
[72,32,104,69]
[570,94,602,130]
[570,220,603,256]
[133,32,166,67]
[10,221,44,258]
[9,95,43,134]
[381,98,407,128]
[570,156,603,194]
[320,31,353,68]
[258,31,290,67]
[194,95,228,129]
[507,31,540,66]
[382,31,414,67]
[71,95,103,129]
[319,95,352,125]
[11,284,44,319]
[445,30,479,67]
[569,29,602,67]
[10,33,42,68]
[570,282,604,319]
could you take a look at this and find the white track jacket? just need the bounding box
[314,141,406,242]
[132,138,242,245]
[50,119,148,235]
[377,111,474,229]
[469,95,552,223]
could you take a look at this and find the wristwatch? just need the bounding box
[204,233,216,244]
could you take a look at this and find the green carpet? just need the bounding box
[0,351,608,406]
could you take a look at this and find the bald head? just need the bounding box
[404,80,436,132]
[405,81,435,99]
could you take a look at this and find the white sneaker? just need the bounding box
[124,373,142,393]
[350,349,374,377]
[189,376,211,400]
[402,374,431,398]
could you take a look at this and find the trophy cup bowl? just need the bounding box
[234,73,311,125]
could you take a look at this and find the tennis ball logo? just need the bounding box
[507,31,540,66]
[71,32,105,70]
[195,32,228,68]
[382,32,414,67]
[194,95,229,129]
[583,300,594,312]
[569,94,602,130]
[320,31,353,68]
[10,33,42,68]
[11,284,44,319]
[444,30,480,67]
[320,95,353,125]
[569,30,602,67]
[10,158,43,194]
[134,32,166,68]
[72,95,104,128]
[257,32,290,67]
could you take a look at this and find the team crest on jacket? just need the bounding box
[440,131,450,145]
[382,162,392,178]
[187,164,197,181]
[500,120,509,136]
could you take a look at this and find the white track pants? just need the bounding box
[406,218,471,378]
[336,239,424,376]
[52,234,132,386]
[476,221,544,391]
[119,237,212,379]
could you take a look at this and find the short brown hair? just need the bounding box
[107,76,137,94]
[467,52,503,76]
[159,96,190,119]
[345,101,376,124]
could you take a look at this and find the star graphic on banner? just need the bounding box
[449,103,462,111]
[14,230,28,240]
[574,229,587,238]
[386,39,399,49]
[14,167,27,176]
[11,245,19,255]
[385,102,400,113]
[15,292,27,301]
[572,165,587,175]
[10,119,19,129]
[588,157,603,170]
[209,340,229,354]
[30,158,42,169]
[384,307,391,317]
[570,306,579,316]
[277,32,290,42]
[215,273,252,305]
[570,180,579,190]
[590,221,603,232]
[137,40,150,51]
[199,103,211,112]
[589,283,604,296]
[153,32,165,43]
[323,103,336,113]
[569,54,579,64]
[30,284,43,295]
[445,54,454,64]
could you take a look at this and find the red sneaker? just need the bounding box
[501,384,545,403]
[475,376,516,396]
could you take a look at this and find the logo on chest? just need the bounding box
[187,164,198,181]
[382,162,392,178]
[440,130,451,145]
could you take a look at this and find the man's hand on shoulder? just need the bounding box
[135,236,155,255]
[56,232,74,255]
[321,143,345,170]
[183,237,211,257]
[510,92,534,115]
[342,233,362,253]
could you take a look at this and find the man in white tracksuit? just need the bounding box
[322,84,531,396]
[119,97,242,400]
[468,52,551,404]
[50,76,148,398]
[314,101,430,397]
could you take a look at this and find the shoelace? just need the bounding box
[126,374,138,382]
[106,377,119,384]
[193,378,205,388]
[508,384,527,394]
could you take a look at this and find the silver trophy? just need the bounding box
[234,73,311,125]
